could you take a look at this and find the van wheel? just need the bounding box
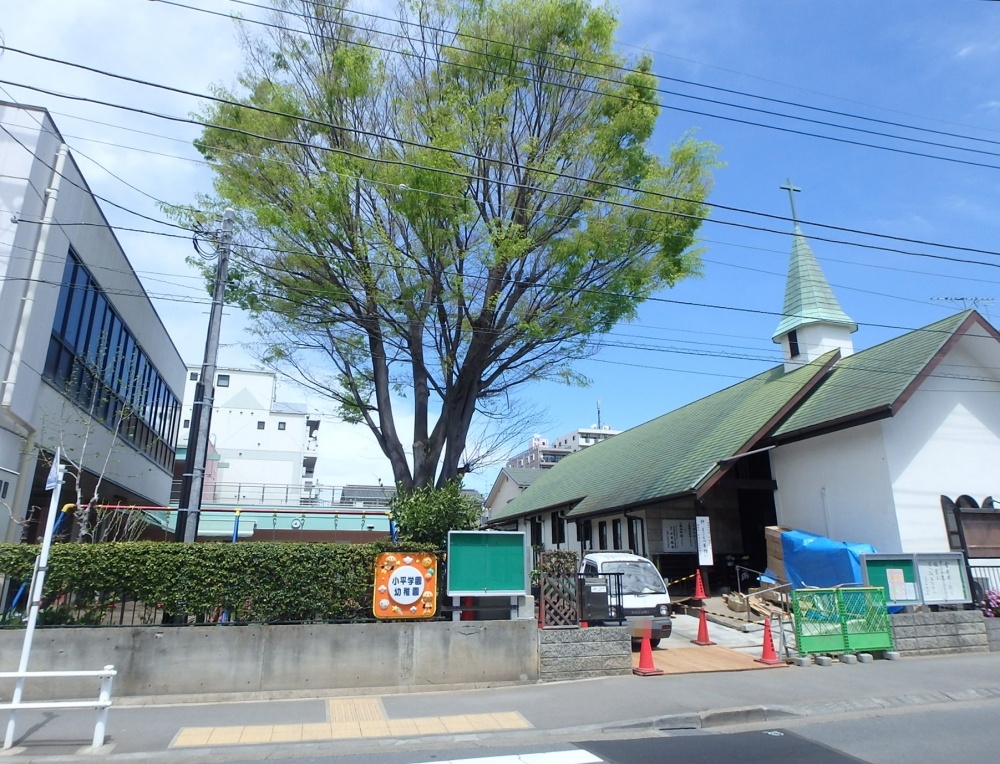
[648,638,660,648]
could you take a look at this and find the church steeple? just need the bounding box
[772,180,857,371]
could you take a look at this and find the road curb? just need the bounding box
[606,705,800,732]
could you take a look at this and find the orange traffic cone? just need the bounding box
[633,629,664,676]
[691,607,716,646]
[756,617,782,665]
[693,569,708,601]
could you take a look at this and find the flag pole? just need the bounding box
[5,450,65,749]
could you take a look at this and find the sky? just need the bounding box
[2,0,1000,497]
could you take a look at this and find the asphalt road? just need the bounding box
[217,699,1000,764]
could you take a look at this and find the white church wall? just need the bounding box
[771,421,901,552]
[882,337,1000,553]
[782,322,854,371]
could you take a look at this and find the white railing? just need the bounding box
[169,481,394,508]
[0,665,116,749]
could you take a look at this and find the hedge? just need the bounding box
[0,541,439,626]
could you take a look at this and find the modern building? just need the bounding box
[0,103,185,542]
[505,426,620,470]
[489,196,1000,592]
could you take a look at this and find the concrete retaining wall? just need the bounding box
[537,626,631,682]
[985,617,1000,651]
[0,621,540,700]
[889,610,989,656]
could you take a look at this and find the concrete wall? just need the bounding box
[889,610,989,656]
[0,621,540,701]
[985,618,1000,652]
[538,626,631,682]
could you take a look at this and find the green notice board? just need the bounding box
[861,554,921,607]
[447,531,527,596]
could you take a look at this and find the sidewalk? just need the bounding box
[4,637,999,761]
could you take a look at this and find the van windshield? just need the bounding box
[601,561,666,595]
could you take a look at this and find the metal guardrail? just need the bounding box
[0,665,116,749]
[969,564,1000,601]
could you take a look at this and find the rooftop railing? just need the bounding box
[168,482,394,508]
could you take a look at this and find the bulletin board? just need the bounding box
[915,553,971,605]
[862,552,971,606]
[446,531,527,596]
[861,554,921,607]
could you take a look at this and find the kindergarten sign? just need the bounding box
[372,552,438,619]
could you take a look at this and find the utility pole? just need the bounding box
[175,209,235,543]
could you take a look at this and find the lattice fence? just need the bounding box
[540,574,579,628]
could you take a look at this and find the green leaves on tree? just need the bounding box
[169,0,720,490]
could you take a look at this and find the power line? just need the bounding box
[223,0,1000,150]
[202,0,1000,169]
[8,103,1000,298]
[6,73,1000,269]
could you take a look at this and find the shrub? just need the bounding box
[0,540,438,625]
[387,481,482,548]
[981,589,1000,618]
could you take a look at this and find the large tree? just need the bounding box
[185,0,718,490]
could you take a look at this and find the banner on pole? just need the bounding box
[45,448,60,491]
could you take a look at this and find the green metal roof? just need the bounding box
[502,467,547,488]
[492,354,835,522]
[772,225,857,341]
[772,310,973,438]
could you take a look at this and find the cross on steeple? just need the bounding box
[780,178,802,224]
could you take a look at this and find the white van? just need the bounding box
[581,552,672,646]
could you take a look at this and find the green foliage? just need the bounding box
[0,541,437,626]
[170,0,719,490]
[388,482,482,548]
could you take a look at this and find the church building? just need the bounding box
[488,185,1000,591]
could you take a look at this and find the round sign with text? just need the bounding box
[388,565,425,605]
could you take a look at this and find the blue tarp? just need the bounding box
[781,530,877,589]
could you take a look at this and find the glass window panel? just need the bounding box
[73,286,95,354]
[103,316,122,385]
[56,347,73,389]
[116,335,135,397]
[85,293,107,363]
[51,254,76,338]
[44,337,62,378]
[64,267,90,348]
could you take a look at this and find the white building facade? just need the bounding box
[176,367,319,505]
[0,103,185,541]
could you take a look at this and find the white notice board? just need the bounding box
[696,516,713,567]
[662,519,698,553]
[916,553,970,605]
